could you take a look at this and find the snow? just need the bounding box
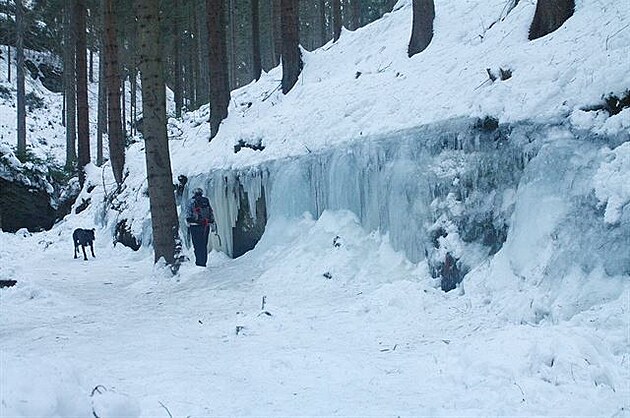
[594,141,630,224]
[165,0,630,175]
[2,211,628,416]
[1,0,629,416]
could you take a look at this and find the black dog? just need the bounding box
[73,228,95,260]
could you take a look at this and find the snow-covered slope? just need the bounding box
[1,0,629,416]
[168,0,630,174]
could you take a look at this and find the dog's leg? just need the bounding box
[90,242,95,258]
[74,242,78,259]
[82,245,88,261]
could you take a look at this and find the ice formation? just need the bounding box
[181,117,629,289]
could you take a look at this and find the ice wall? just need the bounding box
[182,118,629,290]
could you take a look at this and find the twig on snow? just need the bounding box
[159,401,174,418]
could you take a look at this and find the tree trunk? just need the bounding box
[136,0,181,270]
[351,0,361,30]
[7,45,10,83]
[319,0,327,47]
[332,0,342,42]
[207,0,230,139]
[529,0,574,40]
[280,0,302,94]
[64,0,76,170]
[75,0,90,185]
[121,72,126,137]
[130,68,136,136]
[408,0,435,58]
[15,0,26,161]
[227,0,236,89]
[272,0,282,66]
[105,0,124,185]
[252,0,262,81]
[96,51,106,166]
[196,0,210,105]
[173,0,183,117]
[97,0,107,167]
[89,49,94,82]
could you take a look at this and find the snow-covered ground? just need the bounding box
[2,210,628,416]
[1,0,629,416]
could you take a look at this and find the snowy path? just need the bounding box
[1,214,628,417]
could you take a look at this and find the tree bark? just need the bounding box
[207,0,230,138]
[97,0,107,167]
[173,0,183,117]
[252,0,262,81]
[227,0,237,89]
[130,68,136,136]
[64,0,76,169]
[196,0,210,105]
[529,0,574,40]
[319,0,327,47]
[408,0,435,58]
[96,50,106,166]
[75,0,90,185]
[104,0,124,185]
[89,49,94,82]
[351,0,361,30]
[7,45,10,83]
[15,0,26,160]
[280,0,302,94]
[332,0,342,42]
[121,72,126,137]
[136,0,181,269]
[272,0,282,66]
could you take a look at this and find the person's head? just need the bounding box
[192,187,203,197]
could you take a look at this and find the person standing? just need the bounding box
[186,188,215,266]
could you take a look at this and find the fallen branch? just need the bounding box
[159,401,173,418]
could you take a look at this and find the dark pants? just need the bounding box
[189,224,209,266]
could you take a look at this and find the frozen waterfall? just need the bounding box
[181,118,629,290]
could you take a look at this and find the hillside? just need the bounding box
[1,0,629,416]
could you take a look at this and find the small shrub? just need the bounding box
[0,85,11,100]
[25,92,44,112]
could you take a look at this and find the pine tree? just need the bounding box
[64,0,76,170]
[196,0,210,105]
[252,0,262,81]
[173,0,183,117]
[351,0,361,30]
[96,50,106,166]
[136,0,182,270]
[104,0,124,185]
[207,0,230,138]
[272,0,282,66]
[281,0,302,93]
[75,0,90,185]
[332,0,342,42]
[408,0,434,57]
[15,0,26,161]
[95,0,106,167]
